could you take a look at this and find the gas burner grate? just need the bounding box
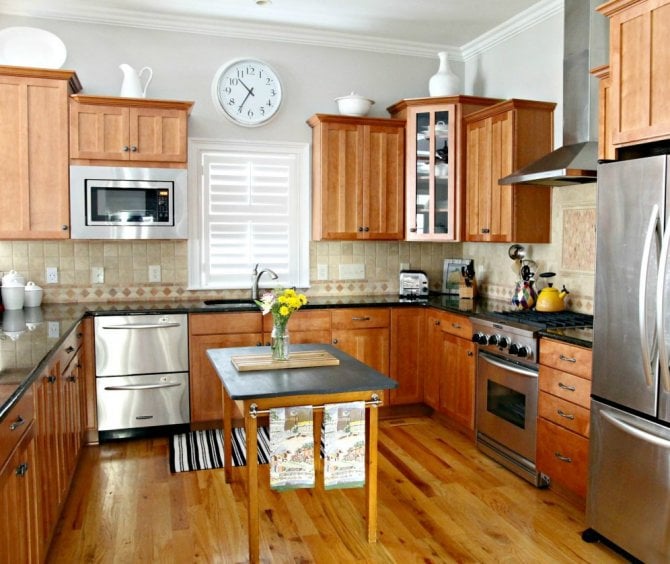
[493,310,593,329]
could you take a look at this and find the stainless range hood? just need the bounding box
[499,0,608,187]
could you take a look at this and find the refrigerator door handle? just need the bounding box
[657,216,670,393]
[600,409,670,449]
[640,204,661,388]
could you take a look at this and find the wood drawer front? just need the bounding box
[262,309,331,332]
[189,312,262,335]
[539,339,592,380]
[435,310,472,339]
[57,323,83,368]
[539,392,590,437]
[331,308,390,330]
[0,389,34,466]
[539,365,591,408]
[537,418,589,499]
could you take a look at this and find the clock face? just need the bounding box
[212,58,283,127]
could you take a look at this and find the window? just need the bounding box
[188,139,310,290]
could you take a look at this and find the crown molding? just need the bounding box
[461,0,562,61]
[0,0,560,61]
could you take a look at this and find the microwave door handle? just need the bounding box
[101,322,182,330]
[600,410,670,449]
[639,204,661,388]
[657,218,670,393]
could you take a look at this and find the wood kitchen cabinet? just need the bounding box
[261,309,331,345]
[464,99,555,243]
[387,96,498,241]
[389,307,425,405]
[308,114,405,241]
[591,65,616,161]
[0,66,81,239]
[70,94,194,165]
[189,312,263,426]
[424,309,476,433]
[537,337,592,504]
[597,0,670,148]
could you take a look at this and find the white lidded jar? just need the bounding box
[1,270,26,310]
[24,281,43,308]
[428,51,460,97]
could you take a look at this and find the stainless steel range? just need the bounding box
[471,310,593,486]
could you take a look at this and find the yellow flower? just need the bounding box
[279,305,290,316]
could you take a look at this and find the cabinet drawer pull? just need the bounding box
[554,452,572,463]
[351,316,371,321]
[65,346,75,354]
[558,382,576,392]
[15,463,29,477]
[9,415,26,431]
[467,351,474,357]
[451,322,461,329]
[557,409,575,420]
[68,375,77,383]
[434,320,441,326]
[559,354,577,363]
[47,375,57,384]
[481,228,490,234]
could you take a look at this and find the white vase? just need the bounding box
[428,51,460,97]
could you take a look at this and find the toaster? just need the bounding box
[399,270,429,299]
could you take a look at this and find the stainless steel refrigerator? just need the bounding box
[587,154,670,562]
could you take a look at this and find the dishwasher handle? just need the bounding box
[101,322,182,330]
[104,382,183,391]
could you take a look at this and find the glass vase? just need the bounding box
[271,322,290,361]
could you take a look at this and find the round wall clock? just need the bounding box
[211,58,283,127]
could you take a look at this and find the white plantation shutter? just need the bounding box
[188,140,310,289]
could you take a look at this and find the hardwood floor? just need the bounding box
[48,416,626,563]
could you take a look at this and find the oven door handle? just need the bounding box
[100,323,182,330]
[479,352,538,378]
[103,382,182,391]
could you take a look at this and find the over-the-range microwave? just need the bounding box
[69,165,187,239]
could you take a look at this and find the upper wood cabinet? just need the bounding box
[0,66,81,239]
[591,65,616,161]
[387,95,499,241]
[70,95,194,165]
[464,99,555,243]
[598,0,670,148]
[308,114,405,241]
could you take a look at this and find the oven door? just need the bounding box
[476,351,538,463]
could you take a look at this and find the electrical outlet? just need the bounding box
[46,267,58,284]
[316,264,328,280]
[400,262,410,271]
[338,263,365,280]
[91,266,104,284]
[47,321,60,339]
[148,265,161,283]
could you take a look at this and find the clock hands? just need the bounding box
[237,78,256,113]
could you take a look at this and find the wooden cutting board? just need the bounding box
[231,350,340,372]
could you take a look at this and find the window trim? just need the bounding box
[187,138,311,290]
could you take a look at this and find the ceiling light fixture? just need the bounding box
[255,0,271,5]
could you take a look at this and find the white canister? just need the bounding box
[2,286,25,310]
[2,269,26,287]
[24,281,43,307]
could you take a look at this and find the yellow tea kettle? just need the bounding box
[535,272,569,312]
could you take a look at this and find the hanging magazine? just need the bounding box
[323,401,366,489]
[269,406,315,490]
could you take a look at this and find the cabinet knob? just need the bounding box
[9,415,26,431]
[123,146,130,152]
[467,351,474,357]
[481,228,490,234]
[68,375,77,383]
[130,145,138,152]
[358,226,363,232]
[364,226,369,232]
[66,346,75,354]
[332,338,339,344]
[61,224,69,231]
[15,463,29,477]
[47,375,57,384]
[434,320,440,326]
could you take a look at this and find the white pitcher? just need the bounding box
[119,64,153,98]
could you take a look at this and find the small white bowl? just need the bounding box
[2,286,25,310]
[335,93,375,116]
[24,281,43,307]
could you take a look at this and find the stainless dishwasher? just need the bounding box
[95,313,189,440]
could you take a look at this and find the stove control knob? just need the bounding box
[488,334,502,346]
[508,343,519,355]
[517,346,531,358]
[498,336,510,348]
[472,332,487,345]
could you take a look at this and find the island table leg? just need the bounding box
[245,409,260,563]
[367,405,378,543]
[223,389,233,484]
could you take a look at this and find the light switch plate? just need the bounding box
[338,263,365,280]
[91,266,104,284]
[148,265,161,283]
[316,264,328,280]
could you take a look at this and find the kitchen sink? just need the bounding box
[202,299,258,309]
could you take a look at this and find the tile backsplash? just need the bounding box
[0,185,596,313]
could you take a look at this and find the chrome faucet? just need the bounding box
[251,263,278,300]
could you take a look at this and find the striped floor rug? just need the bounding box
[169,427,270,473]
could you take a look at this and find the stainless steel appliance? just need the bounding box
[70,165,187,239]
[472,310,593,487]
[399,270,429,300]
[584,155,670,562]
[95,313,189,440]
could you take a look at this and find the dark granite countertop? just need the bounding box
[539,326,593,349]
[0,293,529,422]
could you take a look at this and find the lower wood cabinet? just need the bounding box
[424,309,476,432]
[261,309,332,346]
[537,338,592,502]
[389,307,425,405]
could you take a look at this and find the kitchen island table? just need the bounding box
[207,343,397,563]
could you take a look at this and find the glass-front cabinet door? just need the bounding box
[406,104,457,241]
